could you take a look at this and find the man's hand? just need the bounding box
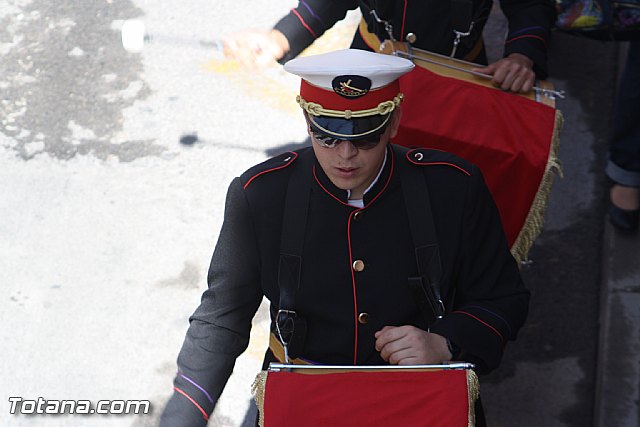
[222,29,290,67]
[471,53,535,93]
[374,325,452,365]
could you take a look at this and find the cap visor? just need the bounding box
[306,112,391,141]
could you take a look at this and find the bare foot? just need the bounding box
[610,184,640,211]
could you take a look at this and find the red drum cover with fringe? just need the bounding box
[262,369,472,426]
[394,66,559,254]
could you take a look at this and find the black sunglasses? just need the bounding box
[311,131,383,150]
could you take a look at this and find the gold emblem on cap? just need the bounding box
[332,75,371,98]
[335,79,367,97]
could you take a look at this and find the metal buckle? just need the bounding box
[451,22,474,58]
[370,10,396,42]
[276,309,297,363]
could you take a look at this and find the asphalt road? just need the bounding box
[0,1,619,426]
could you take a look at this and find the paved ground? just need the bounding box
[596,222,640,427]
[1,1,639,426]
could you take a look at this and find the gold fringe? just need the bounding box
[467,370,480,427]
[511,109,565,264]
[252,367,481,426]
[251,370,268,427]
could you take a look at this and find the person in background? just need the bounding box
[159,49,529,426]
[607,41,640,232]
[222,0,556,93]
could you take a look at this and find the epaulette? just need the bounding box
[405,148,472,176]
[241,151,298,189]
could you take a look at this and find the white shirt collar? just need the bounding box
[347,149,388,208]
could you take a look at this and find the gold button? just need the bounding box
[358,313,370,324]
[353,211,363,220]
[352,260,365,272]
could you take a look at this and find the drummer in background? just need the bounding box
[159,49,529,426]
[222,0,555,93]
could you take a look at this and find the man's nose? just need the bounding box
[336,140,358,158]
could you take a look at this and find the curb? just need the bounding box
[594,219,640,427]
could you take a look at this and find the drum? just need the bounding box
[253,363,479,427]
[361,22,564,262]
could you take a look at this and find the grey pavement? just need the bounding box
[549,36,640,427]
[483,15,640,427]
[595,221,640,427]
[593,41,640,427]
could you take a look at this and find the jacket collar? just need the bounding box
[312,145,395,208]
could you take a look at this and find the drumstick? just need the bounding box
[394,50,565,100]
[121,19,224,54]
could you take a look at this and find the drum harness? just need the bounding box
[274,147,448,363]
[362,1,565,100]
[362,0,483,58]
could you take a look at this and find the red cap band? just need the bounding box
[299,79,401,112]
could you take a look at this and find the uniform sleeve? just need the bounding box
[274,0,359,62]
[429,166,530,374]
[159,178,263,427]
[500,0,556,79]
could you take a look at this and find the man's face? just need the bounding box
[310,110,401,200]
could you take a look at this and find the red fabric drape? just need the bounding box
[263,370,470,426]
[394,67,557,247]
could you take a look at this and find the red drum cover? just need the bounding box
[259,369,476,426]
[394,66,561,261]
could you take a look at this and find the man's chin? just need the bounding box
[329,176,357,191]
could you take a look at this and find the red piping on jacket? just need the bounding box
[331,149,395,364]
[243,152,298,189]
[406,152,471,176]
[292,8,317,38]
[453,310,504,344]
[174,387,209,421]
[400,0,408,42]
[313,165,350,206]
[505,34,547,46]
[347,210,360,364]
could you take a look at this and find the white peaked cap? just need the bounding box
[283,49,414,140]
[284,49,415,90]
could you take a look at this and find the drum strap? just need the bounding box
[357,18,484,63]
[395,147,445,325]
[276,150,313,361]
[361,0,481,60]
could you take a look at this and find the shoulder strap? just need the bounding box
[394,146,445,325]
[276,150,313,361]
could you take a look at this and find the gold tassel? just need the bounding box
[511,109,565,264]
[251,371,268,427]
[467,370,480,427]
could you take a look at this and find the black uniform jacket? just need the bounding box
[160,144,529,426]
[275,0,555,78]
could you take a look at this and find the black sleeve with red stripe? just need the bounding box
[159,178,263,426]
[274,0,359,63]
[160,370,215,427]
[430,165,530,374]
[500,0,556,79]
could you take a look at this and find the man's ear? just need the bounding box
[388,106,403,138]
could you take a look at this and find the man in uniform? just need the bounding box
[223,0,556,93]
[159,49,529,426]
